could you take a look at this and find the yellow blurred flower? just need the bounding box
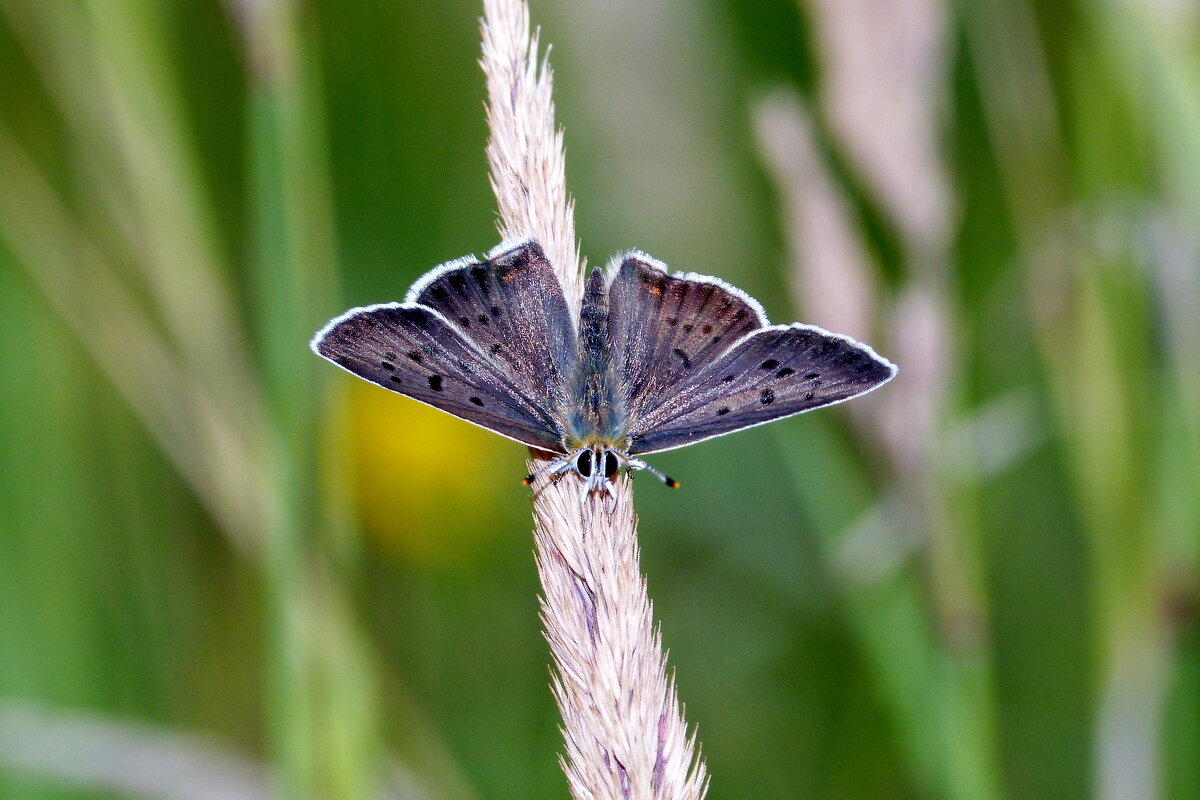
[328,377,523,565]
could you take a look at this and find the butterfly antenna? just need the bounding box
[629,458,680,489]
[522,455,570,486]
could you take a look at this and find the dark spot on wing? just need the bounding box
[804,372,820,380]
[702,324,713,334]
[804,391,815,401]
[711,336,722,345]
[470,266,489,290]
[761,388,775,405]
[407,351,423,363]
[721,374,735,383]
[477,314,489,326]
[776,367,795,378]
[431,286,449,302]
[458,316,471,328]
[734,310,747,321]
[667,317,678,326]
[761,359,779,370]
[490,343,503,355]
[469,396,484,406]
[716,407,730,416]
[428,375,443,391]
[389,376,402,384]
[682,324,693,333]
[363,316,378,327]
[490,305,502,317]
[448,273,467,291]
[380,360,395,370]
[672,348,691,369]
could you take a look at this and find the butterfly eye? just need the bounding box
[575,450,594,478]
[603,451,619,479]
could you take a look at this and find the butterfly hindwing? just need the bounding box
[410,241,577,416]
[606,254,766,420]
[627,323,897,454]
[312,302,566,451]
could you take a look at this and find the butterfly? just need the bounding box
[311,240,896,497]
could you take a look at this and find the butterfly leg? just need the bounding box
[601,484,618,513]
[578,475,617,512]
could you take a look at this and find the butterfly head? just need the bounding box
[571,445,622,495]
[524,443,680,499]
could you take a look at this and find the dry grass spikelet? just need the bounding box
[481,0,707,797]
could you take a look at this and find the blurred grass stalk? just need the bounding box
[0,0,381,796]
[0,0,267,551]
[965,0,1199,797]
[759,95,1001,800]
[1082,3,1200,796]
[757,93,968,799]
[758,0,1200,794]
[236,0,379,797]
[759,0,1003,795]
[0,700,274,800]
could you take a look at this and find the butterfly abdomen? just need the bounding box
[564,268,626,446]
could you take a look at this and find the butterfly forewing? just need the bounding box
[411,241,577,412]
[627,323,896,454]
[313,300,566,451]
[607,255,766,420]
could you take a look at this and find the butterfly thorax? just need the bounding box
[563,268,629,450]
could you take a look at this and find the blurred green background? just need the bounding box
[1,0,1197,798]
